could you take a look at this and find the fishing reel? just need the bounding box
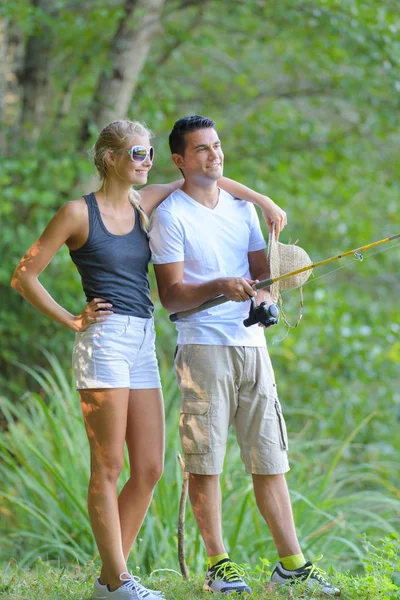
[243,297,280,328]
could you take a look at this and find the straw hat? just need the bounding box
[267,227,313,303]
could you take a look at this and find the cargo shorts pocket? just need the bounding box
[275,400,289,451]
[179,398,211,455]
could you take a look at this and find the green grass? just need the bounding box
[1,534,399,599]
[1,353,400,578]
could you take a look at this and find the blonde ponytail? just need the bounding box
[128,188,149,232]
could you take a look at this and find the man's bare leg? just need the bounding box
[189,473,226,556]
[252,473,301,557]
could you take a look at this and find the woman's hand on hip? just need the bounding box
[72,298,113,332]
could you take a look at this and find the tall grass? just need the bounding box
[2,535,400,600]
[1,353,399,575]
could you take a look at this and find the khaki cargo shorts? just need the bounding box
[174,344,290,475]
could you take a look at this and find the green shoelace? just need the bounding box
[304,555,330,585]
[212,561,247,582]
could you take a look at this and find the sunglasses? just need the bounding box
[125,145,154,163]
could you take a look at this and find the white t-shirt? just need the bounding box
[149,188,267,347]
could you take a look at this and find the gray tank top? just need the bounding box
[70,193,153,318]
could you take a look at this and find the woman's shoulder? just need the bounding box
[49,197,90,240]
[56,197,91,250]
[60,197,89,219]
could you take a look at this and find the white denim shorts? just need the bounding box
[72,314,161,390]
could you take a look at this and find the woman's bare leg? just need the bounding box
[99,388,165,584]
[80,388,130,591]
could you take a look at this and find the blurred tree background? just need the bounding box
[1,0,399,574]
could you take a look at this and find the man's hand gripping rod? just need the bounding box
[169,233,400,323]
[169,275,278,322]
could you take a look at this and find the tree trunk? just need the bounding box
[80,0,167,146]
[0,18,7,154]
[20,0,52,143]
[0,18,24,154]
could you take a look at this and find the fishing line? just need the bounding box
[282,239,400,291]
[273,241,400,342]
[169,233,400,322]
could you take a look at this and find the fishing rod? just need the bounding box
[169,233,400,322]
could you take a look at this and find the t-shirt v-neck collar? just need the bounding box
[178,187,221,212]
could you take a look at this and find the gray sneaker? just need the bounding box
[130,576,164,598]
[93,577,107,599]
[203,558,251,594]
[271,556,341,596]
[95,573,164,600]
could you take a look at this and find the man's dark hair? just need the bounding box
[169,115,216,156]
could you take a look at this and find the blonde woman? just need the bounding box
[11,120,286,600]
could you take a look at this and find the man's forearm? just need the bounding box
[160,279,224,313]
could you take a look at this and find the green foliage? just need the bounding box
[0,535,399,599]
[2,0,400,396]
[334,534,400,599]
[1,356,399,578]
[1,0,400,588]
[0,353,92,564]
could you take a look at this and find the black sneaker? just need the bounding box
[271,556,341,596]
[204,558,251,594]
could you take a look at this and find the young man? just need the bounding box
[149,116,340,596]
